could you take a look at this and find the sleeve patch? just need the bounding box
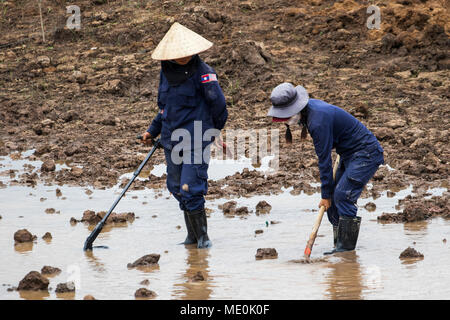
[201,73,217,83]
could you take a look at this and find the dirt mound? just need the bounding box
[127,254,160,268]
[0,0,448,205]
[17,271,49,291]
[378,193,449,223]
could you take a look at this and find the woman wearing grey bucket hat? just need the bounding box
[268,82,385,254]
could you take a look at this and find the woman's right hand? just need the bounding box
[141,132,153,145]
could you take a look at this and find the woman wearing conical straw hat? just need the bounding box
[141,23,228,248]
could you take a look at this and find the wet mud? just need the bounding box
[0,0,449,301]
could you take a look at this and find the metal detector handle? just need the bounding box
[83,138,161,251]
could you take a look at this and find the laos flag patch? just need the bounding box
[201,73,217,83]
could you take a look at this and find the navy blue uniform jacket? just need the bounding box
[306,99,383,199]
[147,59,228,150]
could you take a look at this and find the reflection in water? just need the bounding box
[14,242,34,253]
[19,290,50,300]
[84,250,107,273]
[56,291,76,300]
[324,251,363,300]
[173,248,213,300]
[403,220,428,233]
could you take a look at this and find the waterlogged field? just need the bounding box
[0,152,449,300]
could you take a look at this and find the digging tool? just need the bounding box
[83,137,161,251]
[303,154,341,258]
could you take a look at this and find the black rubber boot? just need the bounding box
[186,209,212,249]
[180,211,197,245]
[324,216,361,255]
[333,224,338,248]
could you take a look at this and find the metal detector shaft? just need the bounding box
[83,139,161,251]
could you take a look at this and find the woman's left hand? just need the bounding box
[319,198,331,210]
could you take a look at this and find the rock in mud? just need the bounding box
[134,288,156,299]
[41,266,61,275]
[18,271,49,291]
[399,247,424,259]
[42,232,52,240]
[83,295,96,300]
[255,248,278,260]
[255,200,272,214]
[14,229,37,243]
[364,202,376,211]
[55,281,75,293]
[41,160,56,172]
[127,254,160,268]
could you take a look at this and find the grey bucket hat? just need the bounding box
[267,82,309,118]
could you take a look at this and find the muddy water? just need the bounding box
[0,154,449,300]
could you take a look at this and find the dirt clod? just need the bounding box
[42,232,52,240]
[399,247,424,259]
[55,281,75,293]
[255,248,278,260]
[135,288,156,299]
[127,254,160,268]
[220,200,237,215]
[18,271,49,291]
[364,202,377,211]
[14,229,36,243]
[255,200,272,214]
[140,279,150,286]
[41,266,61,275]
[41,160,56,172]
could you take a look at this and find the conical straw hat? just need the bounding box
[151,22,213,60]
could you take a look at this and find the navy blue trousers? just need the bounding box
[327,148,384,226]
[164,148,209,212]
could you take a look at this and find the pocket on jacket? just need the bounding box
[177,82,197,107]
